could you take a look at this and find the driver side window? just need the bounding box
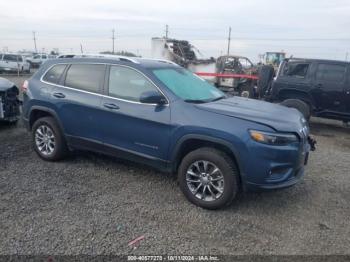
[108,66,158,102]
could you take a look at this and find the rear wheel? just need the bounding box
[281,99,311,120]
[32,117,68,161]
[178,147,239,210]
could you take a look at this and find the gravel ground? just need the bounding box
[0,74,350,256]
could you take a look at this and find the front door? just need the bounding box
[311,62,346,112]
[99,65,171,161]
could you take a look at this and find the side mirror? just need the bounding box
[140,91,167,105]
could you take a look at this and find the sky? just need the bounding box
[0,0,349,62]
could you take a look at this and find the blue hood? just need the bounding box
[196,96,305,133]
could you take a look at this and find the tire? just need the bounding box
[280,99,311,120]
[32,116,68,161]
[178,147,239,210]
[240,84,254,98]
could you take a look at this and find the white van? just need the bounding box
[0,54,31,73]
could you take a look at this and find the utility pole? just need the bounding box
[346,52,349,61]
[227,27,231,55]
[165,24,169,39]
[80,43,83,54]
[32,31,38,53]
[112,28,115,54]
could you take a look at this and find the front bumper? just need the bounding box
[245,166,306,191]
[242,135,314,192]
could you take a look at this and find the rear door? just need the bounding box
[311,62,347,112]
[99,65,171,161]
[51,63,106,145]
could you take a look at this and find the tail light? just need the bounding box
[22,80,29,93]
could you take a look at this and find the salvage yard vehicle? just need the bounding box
[22,57,315,209]
[0,53,31,73]
[0,77,21,123]
[265,51,286,70]
[26,53,55,68]
[152,37,260,97]
[266,58,350,123]
[214,55,258,97]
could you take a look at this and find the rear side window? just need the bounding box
[65,64,105,93]
[282,62,310,78]
[108,66,158,102]
[43,64,67,84]
[316,64,346,82]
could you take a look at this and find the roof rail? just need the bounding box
[112,55,140,64]
[137,57,179,66]
[60,53,140,64]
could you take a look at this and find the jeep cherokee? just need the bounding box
[22,57,314,209]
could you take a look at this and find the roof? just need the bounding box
[286,57,350,64]
[45,56,179,69]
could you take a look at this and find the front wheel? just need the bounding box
[178,147,239,210]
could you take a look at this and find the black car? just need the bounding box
[0,77,21,123]
[266,58,350,123]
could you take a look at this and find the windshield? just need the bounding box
[152,68,225,103]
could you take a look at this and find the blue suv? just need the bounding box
[22,57,314,209]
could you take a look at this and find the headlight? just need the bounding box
[249,130,299,145]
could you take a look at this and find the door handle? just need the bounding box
[103,103,120,110]
[53,92,66,98]
[316,84,323,89]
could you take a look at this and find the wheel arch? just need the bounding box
[277,89,314,109]
[29,106,64,132]
[171,135,242,182]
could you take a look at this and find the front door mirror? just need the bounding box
[140,90,167,105]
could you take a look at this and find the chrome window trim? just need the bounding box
[40,62,170,106]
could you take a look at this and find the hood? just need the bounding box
[196,96,305,132]
[0,77,16,91]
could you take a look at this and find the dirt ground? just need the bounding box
[0,73,349,256]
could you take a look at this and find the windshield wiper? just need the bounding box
[184,99,208,104]
[209,96,226,102]
[184,96,226,104]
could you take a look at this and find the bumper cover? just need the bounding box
[243,135,315,192]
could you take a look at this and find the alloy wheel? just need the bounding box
[35,125,56,156]
[186,160,225,202]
